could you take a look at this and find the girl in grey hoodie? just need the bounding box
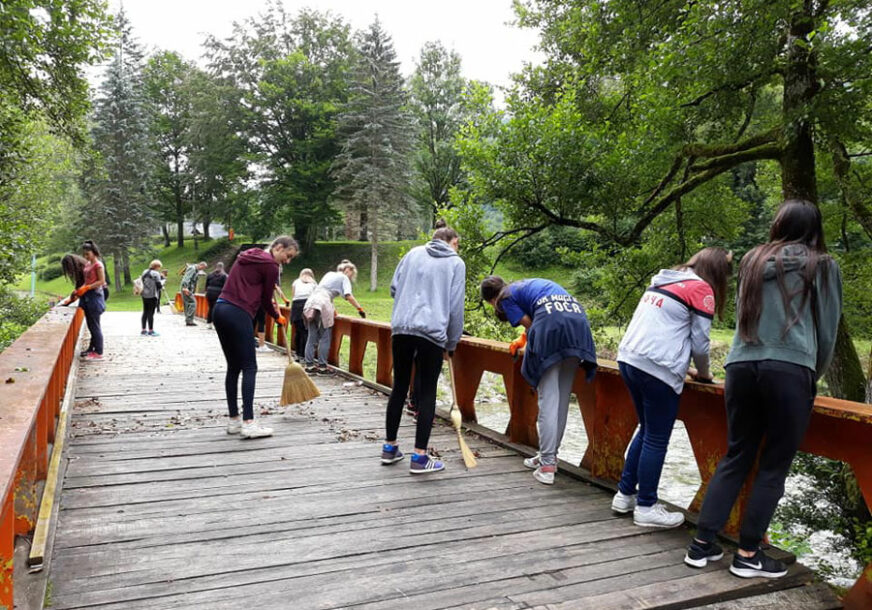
[612,247,732,529]
[381,225,466,474]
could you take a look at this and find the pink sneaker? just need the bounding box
[85,352,104,361]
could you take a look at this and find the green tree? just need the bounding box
[205,3,352,247]
[461,0,871,400]
[333,18,414,291]
[143,51,196,248]
[86,10,154,290]
[409,42,468,226]
[0,0,110,282]
[186,70,249,240]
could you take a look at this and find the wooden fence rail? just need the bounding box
[189,293,872,607]
[0,307,82,608]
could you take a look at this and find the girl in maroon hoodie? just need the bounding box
[213,237,297,439]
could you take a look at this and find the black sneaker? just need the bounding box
[729,549,788,579]
[317,366,333,376]
[684,540,724,568]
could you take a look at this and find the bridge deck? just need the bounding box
[45,312,835,609]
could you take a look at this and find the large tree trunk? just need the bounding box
[176,214,185,248]
[162,224,170,248]
[780,4,866,401]
[370,206,378,292]
[112,251,122,294]
[202,216,211,240]
[358,209,368,242]
[121,248,132,285]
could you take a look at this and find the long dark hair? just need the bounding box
[61,254,87,288]
[480,275,510,321]
[677,247,732,320]
[737,200,830,343]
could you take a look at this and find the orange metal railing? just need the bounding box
[0,307,83,607]
[188,294,872,606]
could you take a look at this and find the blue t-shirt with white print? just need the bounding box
[501,279,569,326]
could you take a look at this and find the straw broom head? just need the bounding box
[281,360,320,405]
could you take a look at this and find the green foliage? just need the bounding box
[0,286,46,353]
[205,5,352,249]
[333,18,415,290]
[854,519,872,566]
[409,42,469,224]
[199,238,236,262]
[38,261,64,282]
[507,226,588,269]
[834,249,872,339]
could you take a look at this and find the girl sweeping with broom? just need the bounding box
[213,237,297,439]
[481,276,597,485]
[381,224,466,474]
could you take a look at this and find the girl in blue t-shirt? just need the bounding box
[481,276,597,485]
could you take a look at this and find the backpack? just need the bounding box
[133,275,144,295]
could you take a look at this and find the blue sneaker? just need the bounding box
[148,330,160,337]
[381,444,404,465]
[409,453,444,474]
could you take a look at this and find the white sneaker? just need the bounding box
[633,503,685,528]
[533,465,555,485]
[256,345,271,353]
[240,421,273,439]
[206,323,213,330]
[226,419,241,435]
[523,454,541,469]
[611,490,637,514]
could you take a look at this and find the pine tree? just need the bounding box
[333,18,414,291]
[85,10,154,290]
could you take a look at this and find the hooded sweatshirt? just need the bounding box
[618,269,715,394]
[390,239,466,350]
[218,248,281,320]
[726,245,842,379]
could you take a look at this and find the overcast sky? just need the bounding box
[103,0,543,96]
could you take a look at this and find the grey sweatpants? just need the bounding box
[305,318,332,366]
[537,357,579,466]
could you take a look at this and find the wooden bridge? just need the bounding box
[2,298,871,609]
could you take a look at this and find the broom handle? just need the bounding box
[448,357,459,415]
[281,321,292,364]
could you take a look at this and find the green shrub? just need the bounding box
[38,262,63,281]
[507,226,588,269]
[0,286,46,353]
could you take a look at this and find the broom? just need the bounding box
[279,323,320,405]
[448,358,478,468]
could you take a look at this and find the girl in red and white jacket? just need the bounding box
[611,247,732,528]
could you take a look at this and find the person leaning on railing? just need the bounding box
[685,200,843,579]
[610,247,732,529]
[204,262,228,330]
[290,268,317,360]
[302,260,365,375]
[59,240,108,361]
[481,274,597,485]
[380,224,466,474]
[212,237,296,439]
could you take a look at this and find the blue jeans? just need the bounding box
[617,362,681,507]
[305,318,331,366]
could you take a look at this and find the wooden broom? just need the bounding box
[279,323,320,405]
[448,358,477,468]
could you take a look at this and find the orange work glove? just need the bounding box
[276,315,288,327]
[509,331,527,357]
[75,285,89,297]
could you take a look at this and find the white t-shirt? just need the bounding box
[319,271,352,300]
[292,278,316,301]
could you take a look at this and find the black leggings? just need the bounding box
[291,300,307,357]
[141,297,158,330]
[206,293,219,324]
[696,360,816,550]
[213,301,258,420]
[385,334,444,450]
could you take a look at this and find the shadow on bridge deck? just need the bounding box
[42,311,840,609]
